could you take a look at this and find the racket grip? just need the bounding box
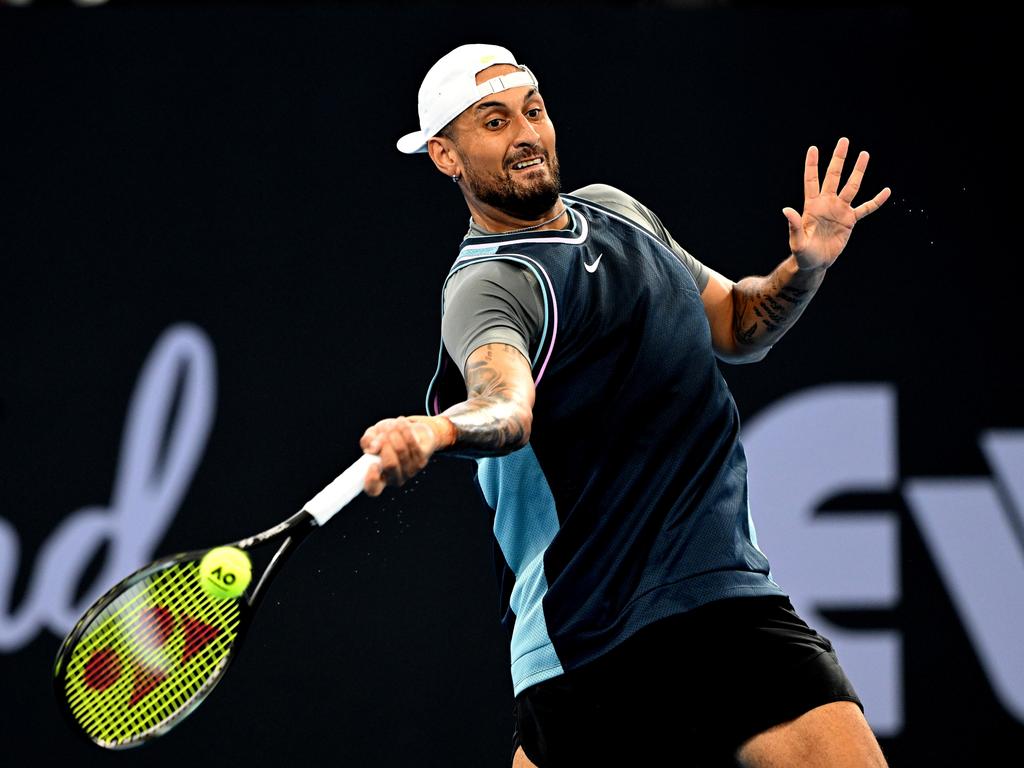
[302,453,382,526]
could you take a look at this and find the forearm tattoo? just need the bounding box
[441,344,533,456]
[732,261,825,349]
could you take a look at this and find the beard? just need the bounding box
[462,148,562,220]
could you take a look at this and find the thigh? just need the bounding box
[512,745,538,768]
[736,700,889,768]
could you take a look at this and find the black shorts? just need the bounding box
[511,595,862,767]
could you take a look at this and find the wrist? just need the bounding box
[409,415,457,451]
[792,252,827,274]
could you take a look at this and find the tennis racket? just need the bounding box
[52,452,381,749]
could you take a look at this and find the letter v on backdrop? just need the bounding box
[744,384,1024,736]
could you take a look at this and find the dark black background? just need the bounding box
[1,3,1018,765]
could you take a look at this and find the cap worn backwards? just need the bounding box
[396,43,539,155]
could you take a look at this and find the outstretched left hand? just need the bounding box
[783,137,891,271]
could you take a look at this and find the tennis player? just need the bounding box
[360,43,891,767]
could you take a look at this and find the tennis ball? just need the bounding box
[198,547,251,600]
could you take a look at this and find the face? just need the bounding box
[447,64,562,219]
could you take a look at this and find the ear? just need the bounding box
[427,136,461,179]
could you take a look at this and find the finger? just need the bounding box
[783,207,803,248]
[387,426,413,486]
[804,144,820,202]
[395,418,426,474]
[364,461,385,497]
[360,428,378,452]
[839,150,869,205]
[367,418,400,453]
[853,186,892,221]
[360,418,394,451]
[377,439,403,487]
[821,136,849,197]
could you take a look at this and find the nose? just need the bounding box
[511,111,541,145]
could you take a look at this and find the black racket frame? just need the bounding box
[52,509,319,750]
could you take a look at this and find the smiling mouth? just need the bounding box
[511,156,545,172]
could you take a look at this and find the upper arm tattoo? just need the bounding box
[441,344,534,456]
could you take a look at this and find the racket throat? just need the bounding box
[245,512,317,609]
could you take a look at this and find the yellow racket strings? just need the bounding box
[63,560,241,745]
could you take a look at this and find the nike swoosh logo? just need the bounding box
[584,253,603,273]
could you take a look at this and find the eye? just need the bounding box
[486,118,505,129]
[527,108,543,118]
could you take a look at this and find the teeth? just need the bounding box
[514,158,543,170]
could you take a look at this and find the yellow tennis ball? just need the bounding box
[198,547,251,600]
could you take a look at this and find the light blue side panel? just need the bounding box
[747,497,779,587]
[477,445,565,694]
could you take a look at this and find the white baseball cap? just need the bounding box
[396,43,539,155]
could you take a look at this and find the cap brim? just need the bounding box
[397,130,428,154]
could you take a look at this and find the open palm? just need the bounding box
[783,137,891,271]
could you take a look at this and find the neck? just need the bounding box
[468,200,568,234]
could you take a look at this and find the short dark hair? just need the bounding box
[436,117,459,145]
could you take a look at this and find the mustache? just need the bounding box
[508,148,549,167]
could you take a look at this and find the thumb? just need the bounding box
[783,207,804,247]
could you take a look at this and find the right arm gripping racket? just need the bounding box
[52,452,381,749]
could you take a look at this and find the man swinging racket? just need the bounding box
[360,43,892,767]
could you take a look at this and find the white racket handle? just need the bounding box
[302,453,382,526]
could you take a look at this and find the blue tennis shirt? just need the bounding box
[426,192,786,696]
